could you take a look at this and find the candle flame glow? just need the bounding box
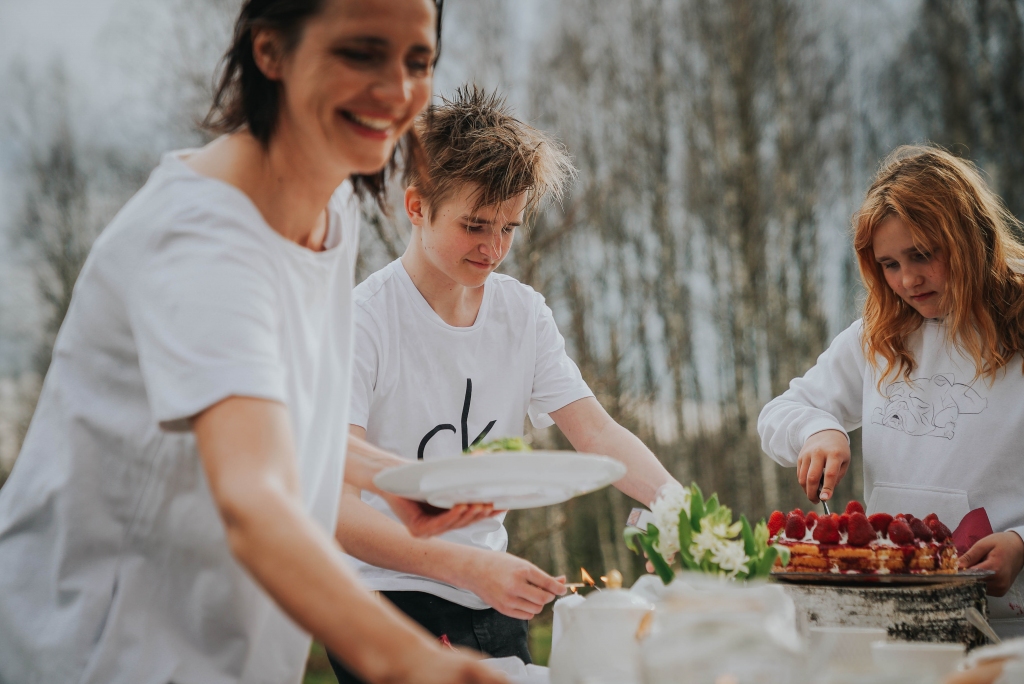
[580,567,595,587]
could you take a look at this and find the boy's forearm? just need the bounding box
[336,486,476,587]
[552,397,677,507]
[590,421,677,506]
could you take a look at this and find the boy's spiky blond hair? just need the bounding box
[405,85,576,219]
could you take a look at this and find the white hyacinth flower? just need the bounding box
[711,539,750,578]
[650,484,691,560]
[689,517,723,561]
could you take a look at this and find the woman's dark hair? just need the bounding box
[203,0,444,210]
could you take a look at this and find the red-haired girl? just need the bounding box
[759,145,1024,638]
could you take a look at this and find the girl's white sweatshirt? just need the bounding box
[759,318,1024,634]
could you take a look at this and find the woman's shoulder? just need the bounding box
[87,151,274,273]
[116,151,270,243]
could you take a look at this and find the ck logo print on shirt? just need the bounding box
[417,379,497,459]
[871,373,987,439]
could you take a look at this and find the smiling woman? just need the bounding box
[0,1,508,684]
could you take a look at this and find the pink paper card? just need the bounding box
[952,507,994,555]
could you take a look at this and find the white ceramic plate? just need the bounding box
[373,451,627,510]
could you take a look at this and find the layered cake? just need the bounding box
[769,501,958,574]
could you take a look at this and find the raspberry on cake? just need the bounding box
[768,502,959,575]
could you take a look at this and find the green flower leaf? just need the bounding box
[689,486,704,532]
[670,510,695,569]
[705,492,719,514]
[624,526,644,554]
[754,545,780,577]
[740,515,757,557]
[638,524,675,584]
[753,519,769,548]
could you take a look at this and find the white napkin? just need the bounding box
[481,657,550,684]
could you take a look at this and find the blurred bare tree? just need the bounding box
[887,0,1024,228]
[19,117,93,378]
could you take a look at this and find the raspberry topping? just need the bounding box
[847,512,875,547]
[806,511,819,527]
[785,515,806,540]
[813,516,840,543]
[845,501,865,516]
[910,519,933,542]
[868,513,893,536]
[888,519,914,545]
[768,511,786,538]
[789,508,804,518]
[923,513,939,525]
[838,513,850,534]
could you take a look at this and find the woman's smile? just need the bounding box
[339,109,397,140]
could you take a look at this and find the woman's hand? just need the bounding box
[382,494,497,538]
[459,550,566,620]
[797,430,850,504]
[959,531,1024,596]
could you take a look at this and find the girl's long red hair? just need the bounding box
[854,145,1024,384]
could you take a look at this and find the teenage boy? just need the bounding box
[330,87,677,682]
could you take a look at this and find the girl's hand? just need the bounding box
[959,531,1024,597]
[797,430,850,504]
[460,551,566,620]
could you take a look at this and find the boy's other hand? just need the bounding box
[461,551,566,620]
[959,531,1024,596]
[797,430,850,504]
[382,494,497,538]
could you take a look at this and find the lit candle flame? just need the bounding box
[580,567,595,587]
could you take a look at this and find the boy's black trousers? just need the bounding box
[327,590,531,683]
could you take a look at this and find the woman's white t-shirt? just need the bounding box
[758,318,1024,636]
[0,151,360,684]
[348,259,594,609]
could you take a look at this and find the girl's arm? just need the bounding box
[194,397,507,684]
[551,397,677,507]
[336,426,567,620]
[757,320,867,503]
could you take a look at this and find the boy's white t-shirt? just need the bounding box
[349,259,594,609]
[758,318,1024,636]
[0,151,360,684]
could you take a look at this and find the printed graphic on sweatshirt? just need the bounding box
[871,373,987,439]
[417,378,497,459]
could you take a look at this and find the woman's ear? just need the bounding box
[252,28,286,81]
[405,186,428,228]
